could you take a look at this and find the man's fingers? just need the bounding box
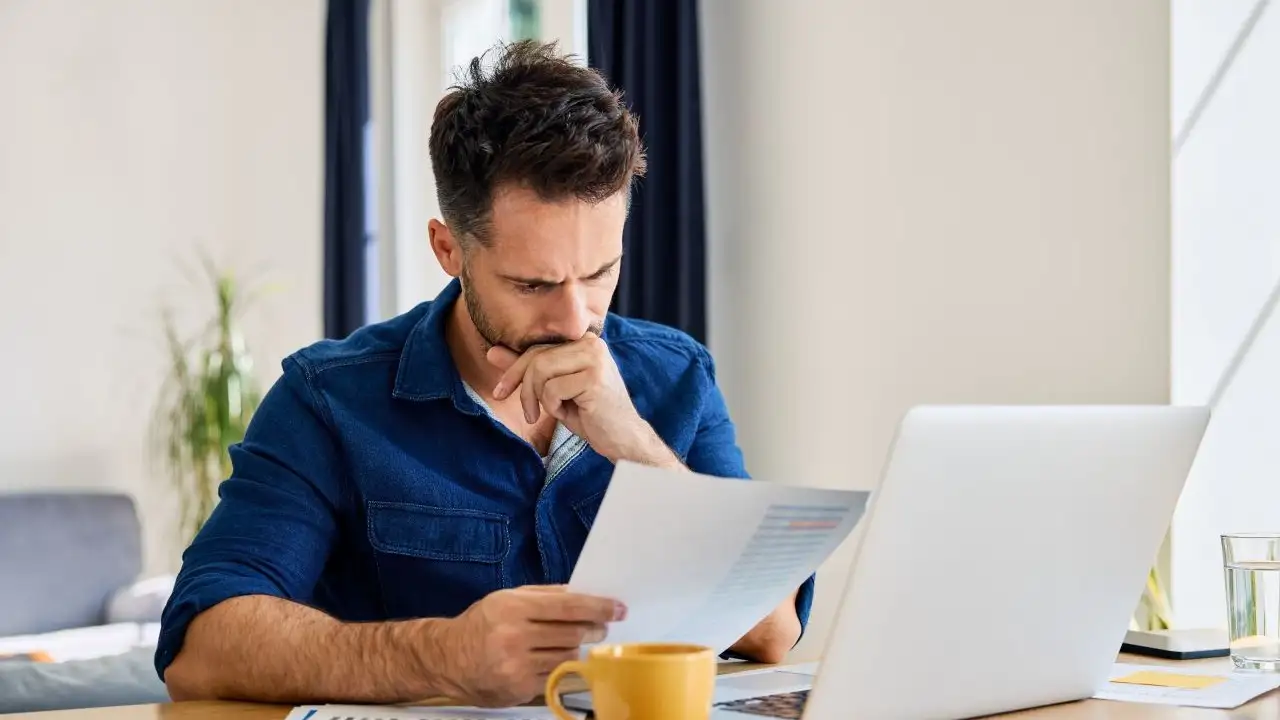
[485,345,520,372]
[493,335,603,403]
[493,346,549,400]
[531,648,584,675]
[539,372,592,422]
[540,373,591,420]
[527,351,592,399]
[526,592,627,624]
[518,584,568,593]
[521,363,541,424]
[526,621,608,649]
[515,348,595,423]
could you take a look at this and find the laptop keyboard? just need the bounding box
[715,690,810,718]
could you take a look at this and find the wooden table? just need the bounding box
[8,654,1279,720]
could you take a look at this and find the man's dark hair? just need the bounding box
[429,40,646,246]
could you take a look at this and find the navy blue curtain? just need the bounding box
[588,0,707,344]
[323,0,370,339]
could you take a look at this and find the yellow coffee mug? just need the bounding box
[545,642,716,720]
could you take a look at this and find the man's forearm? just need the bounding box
[164,595,454,704]
[730,593,802,665]
[615,421,686,470]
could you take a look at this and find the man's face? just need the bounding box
[455,186,627,354]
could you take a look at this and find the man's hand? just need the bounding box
[435,585,626,707]
[488,336,681,468]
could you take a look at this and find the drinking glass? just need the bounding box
[1223,533,1280,670]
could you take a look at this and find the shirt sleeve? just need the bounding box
[154,355,343,681]
[683,348,818,653]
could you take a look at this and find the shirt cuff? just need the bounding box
[793,573,817,644]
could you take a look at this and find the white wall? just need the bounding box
[701,0,1172,659]
[0,0,324,574]
[1169,0,1280,628]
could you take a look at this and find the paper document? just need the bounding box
[1093,662,1280,709]
[568,461,869,653]
[284,705,565,720]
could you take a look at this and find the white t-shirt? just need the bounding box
[462,382,588,481]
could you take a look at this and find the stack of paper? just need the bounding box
[1094,662,1280,709]
[284,705,565,720]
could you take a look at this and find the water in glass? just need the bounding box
[1223,534,1280,670]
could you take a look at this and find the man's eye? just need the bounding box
[517,283,541,295]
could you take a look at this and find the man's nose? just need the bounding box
[543,285,593,341]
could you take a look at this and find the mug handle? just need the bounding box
[545,660,590,720]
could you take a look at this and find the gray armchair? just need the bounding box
[0,492,143,636]
[0,491,171,712]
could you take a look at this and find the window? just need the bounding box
[366,0,586,322]
[1168,0,1280,629]
[509,0,541,41]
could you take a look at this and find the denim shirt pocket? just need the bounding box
[367,501,510,619]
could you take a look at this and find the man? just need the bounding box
[157,40,814,708]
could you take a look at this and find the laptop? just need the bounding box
[565,405,1210,719]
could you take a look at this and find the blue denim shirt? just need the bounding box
[155,279,815,679]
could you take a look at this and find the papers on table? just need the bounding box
[284,705,566,720]
[1094,662,1280,709]
[568,461,869,654]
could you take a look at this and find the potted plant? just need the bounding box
[150,261,262,547]
[1135,566,1174,630]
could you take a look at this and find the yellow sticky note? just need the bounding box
[1113,671,1227,690]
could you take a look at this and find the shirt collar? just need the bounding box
[392,278,468,404]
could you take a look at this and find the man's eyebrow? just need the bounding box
[585,254,624,278]
[500,254,623,286]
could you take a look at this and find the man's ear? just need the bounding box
[428,219,464,277]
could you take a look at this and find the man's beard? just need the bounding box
[460,265,602,353]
